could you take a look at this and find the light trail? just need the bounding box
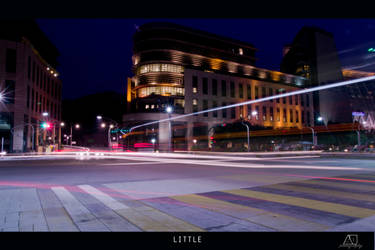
[129,75,375,132]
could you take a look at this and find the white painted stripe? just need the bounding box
[51,187,91,216]
[78,185,128,210]
[104,162,169,166]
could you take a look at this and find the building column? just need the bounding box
[158,121,170,152]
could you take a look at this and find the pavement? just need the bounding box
[0,152,375,232]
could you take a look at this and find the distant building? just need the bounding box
[0,20,62,152]
[124,22,313,151]
[280,26,375,125]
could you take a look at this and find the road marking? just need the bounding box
[51,186,109,231]
[78,185,129,210]
[104,162,169,166]
[170,194,328,231]
[303,179,375,192]
[267,183,375,203]
[223,189,375,218]
[115,205,203,232]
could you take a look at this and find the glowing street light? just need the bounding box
[101,123,106,128]
[60,122,65,127]
[109,124,114,129]
[166,106,173,113]
[193,139,197,144]
[251,110,258,116]
[96,115,103,120]
[75,124,80,129]
[42,112,49,117]
[317,116,323,122]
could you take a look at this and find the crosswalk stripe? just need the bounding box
[78,185,129,210]
[171,194,328,231]
[51,187,109,231]
[223,189,375,218]
[303,179,375,192]
[268,183,375,203]
[115,205,204,232]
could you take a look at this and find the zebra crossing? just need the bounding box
[1,173,375,231]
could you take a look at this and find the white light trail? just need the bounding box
[129,75,375,132]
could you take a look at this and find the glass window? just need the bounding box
[212,79,217,96]
[262,106,267,121]
[221,80,226,97]
[300,94,304,106]
[255,86,259,99]
[302,111,305,123]
[262,87,266,98]
[296,111,299,123]
[203,100,208,117]
[203,77,208,95]
[213,101,218,117]
[295,94,299,105]
[283,108,287,122]
[269,88,273,102]
[231,103,236,119]
[306,94,310,107]
[230,81,235,98]
[255,106,259,120]
[247,85,251,99]
[222,102,227,118]
[277,108,280,121]
[239,83,243,98]
[289,94,293,105]
[290,109,293,123]
[307,111,310,125]
[270,107,274,121]
[192,76,198,93]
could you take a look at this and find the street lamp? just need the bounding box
[317,116,323,122]
[151,138,156,152]
[241,119,250,152]
[97,115,119,150]
[166,106,173,152]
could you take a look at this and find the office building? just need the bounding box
[0,20,62,152]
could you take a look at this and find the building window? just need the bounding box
[4,80,15,104]
[270,107,274,121]
[213,100,218,117]
[289,94,293,105]
[255,106,259,120]
[283,108,287,122]
[295,95,299,105]
[230,81,235,98]
[203,100,208,117]
[138,64,184,74]
[300,94,304,106]
[247,104,252,119]
[276,108,280,121]
[302,111,305,123]
[255,86,259,99]
[193,98,198,115]
[192,76,198,93]
[5,49,16,73]
[269,88,273,102]
[262,106,267,121]
[296,111,299,123]
[137,86,185,98]
[231,103,236,119]
[262,87,266,98]
[290,109,293,123]
[203,77,208,95]
[239,83,243,98]
[221,80,227,97]
[212,79,217,96]
[222,102,227,118]
[247,85,251,99]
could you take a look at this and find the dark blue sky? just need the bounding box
[36,19,375,100]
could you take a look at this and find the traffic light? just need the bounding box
[41,122,51,129]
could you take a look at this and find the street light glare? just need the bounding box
[101,123,106,128]
[317,116,323,122]
[166,106,173,113]
[42,112,49,117]
[97,115,103,120]
[75,124,80,129]
[251,110,258,116]
[60,122,65,127]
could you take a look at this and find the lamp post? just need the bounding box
[308,127,316,146]
[166,106,173,153]
[97,115,119,150]
[151,138,156,152]
[241,119,250,152]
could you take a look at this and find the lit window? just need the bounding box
[151,105,155,109]
[193,99,198,105]
[145,104,149,109]
[238,48,243,55]
[259,71,266,79]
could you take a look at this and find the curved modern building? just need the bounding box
[124,22,313,151]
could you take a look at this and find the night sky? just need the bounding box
[36,18,375,100]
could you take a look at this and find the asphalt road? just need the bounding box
[0,152,375,232]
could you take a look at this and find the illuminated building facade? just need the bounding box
[124,22,313,151]
[0,20,62,152]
